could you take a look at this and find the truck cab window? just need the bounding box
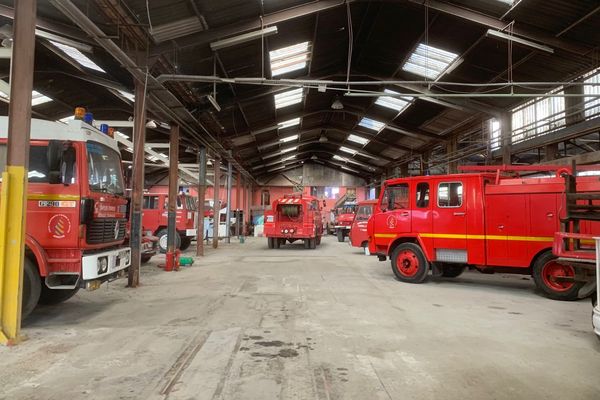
[438,182,463,207]
[416,183,430,208]
[384,184,409,210]
[143,196,159,209]
[356,206,372,221]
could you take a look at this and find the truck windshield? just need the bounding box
[86,142,124,195]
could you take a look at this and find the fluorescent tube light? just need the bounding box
[210,26,278,51]
[486,29,554,54]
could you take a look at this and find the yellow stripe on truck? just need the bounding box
[27,194,80,201]
[375,232,553,242]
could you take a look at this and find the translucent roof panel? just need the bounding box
[49,40,106,73]
[31,90,53,106]
[347,134,369,145]
[333,155,346,161]
[270,42,310,77]
[278,117,301,129]
[280,134,298,143]
[274,88,303,109]
[358,117,385,132]
[402,43,458,80]
[375,89,413,113]
[339,146,358,155]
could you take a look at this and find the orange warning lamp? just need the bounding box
[74,107,86,120]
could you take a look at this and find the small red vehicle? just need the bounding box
[367,165,600,300]
[264,193,323,249]
[332,194,357,242]
[142,193,197,253]
[349,200,379,253]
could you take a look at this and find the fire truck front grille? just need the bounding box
[86,218,127,244]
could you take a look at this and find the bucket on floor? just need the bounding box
[239,236,245,244]
[180,256,194,266]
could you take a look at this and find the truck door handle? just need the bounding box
[400,212,409,216]
[546,212,554,218]
[497,224,504,229]
[453,212,465,216]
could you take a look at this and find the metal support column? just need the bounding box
[500,112,512,165]
[166,124,179,270]
[236,171,241,237]
[212,157,220,249]
[196,147,207,256]
[225,162,233,244]
[128,75,147,288]
[0,0,36,346]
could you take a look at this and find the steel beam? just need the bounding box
[212,157,220,249]
[225,162,233,244]
[166,124,180,268]
[0,0,36,346]
[408,0,593,56]
[236,171,241,238]
[196,147,207,256]
[151,0,351,56]
[128,77,147,288]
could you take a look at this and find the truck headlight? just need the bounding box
[284,229,289,234]
[97,256,108,274]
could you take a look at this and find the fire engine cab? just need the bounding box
[0,116,131,318]
[368,166,600,301]
[142,193,197,253]
[264,193,323,249]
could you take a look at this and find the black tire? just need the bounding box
[310,238,316,249]
[390,243,429,283]
[274,238,281,249]
[337,230,344,242]
[141,254,153,263]
[38,284,79,305]
[268,237,274,249]
[22,258,41,319]
[157,228,181,253]
[316,236,321,246]
[532,250,584,301]
[304,239,310,249]
[180,237,192,251]
[441,265,465,278]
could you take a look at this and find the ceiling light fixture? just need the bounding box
[331,95,344,110]
[210,26,278,51]
[485,29,554,54]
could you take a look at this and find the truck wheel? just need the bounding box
[391,243,429,283]
[22,258,41,319]
[337,230,344,242]
[157,229,181,253]
[441,265,465,278]
[316,236,321,246]
[310,238,317,249]
[180,237,192,251]
[304,239,310,249]
[532,251,583,301]
[38,284,79,305]
[141,254,153,263]
[268,237,274,249]
[274,238,281,249]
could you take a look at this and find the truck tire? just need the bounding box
[304,239,310,249]
[38,285,79,305]
[157,229,181,253]
[441,265,465,278]
[390,243,429,283]
[532,251,584,301]
[310,238,317,249]
[141,254,153,263]
[268,237,274,249]
[316,236,321,246]
[180,237,192,251]
[337,230,344,242]
[274,238,281,249]
[22,258,41,319]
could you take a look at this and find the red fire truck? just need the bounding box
[367,165,600,301]
[264,193,323,249]
[349,200,378,253]
[332,194,358,242]
[0,116,131,318]
[142,193,197,253]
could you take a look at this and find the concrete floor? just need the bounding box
[1,235,599,400]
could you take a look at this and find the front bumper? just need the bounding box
[185,228,197,237]
[81,247,131,280]
[334,225,351,230]
[593,305,600,338]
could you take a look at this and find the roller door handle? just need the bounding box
[453,212,466,216]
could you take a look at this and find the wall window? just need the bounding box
[261,190,270,206]
[438,182,463,208]
[382,184,409,210]
[416,182,430,208]
[511,88,565,144]
[489,118,501,150]
[584,68,600,119]
[324,186,340,199]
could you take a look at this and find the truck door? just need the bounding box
[142,195,160,232]
[432,181,467,263]
[485,193,527,267]
[372,183,411,248]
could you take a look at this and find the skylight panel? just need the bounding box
[274,88,303,109]
[31,90,53,106]
[49,40,106,73]
[280,134,298,143]
[278,117,301,130]
[339,146,358,155]
[280,146,297,154]
[270,41,310,77]
[359,117,385,132]
[118,90,135,102]
[375,89,413,113]
[333,155,346,162]
[402,43,458,80]
[347,134,369,145]
[281,155,296,162]
[116,131,129,140]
